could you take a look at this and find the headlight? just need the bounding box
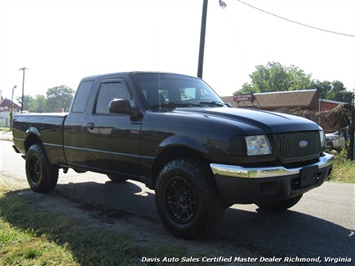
[245,135,272,156]
[319,130,327,148]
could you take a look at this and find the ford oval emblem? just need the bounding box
[299,140,308,148]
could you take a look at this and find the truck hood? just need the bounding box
[175,107,321,134]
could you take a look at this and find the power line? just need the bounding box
[236,0,355,38]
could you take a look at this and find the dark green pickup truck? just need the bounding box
[13,72,334,239]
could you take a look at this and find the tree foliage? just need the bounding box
[46,85,75,112]
[313,80,352,103]
[235,61,351,103]
[16,85,75,112]
[15,95,33,111]
[29,95,47,112]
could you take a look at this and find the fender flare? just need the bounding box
[24,127,43,151]
[156,135,208,156]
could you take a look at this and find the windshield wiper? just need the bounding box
[170,101,199,107]
[198,101,226,107]
[150,101,225,110]
[150,102,194,110]
[150,103,175,110]
[170,101,226,107]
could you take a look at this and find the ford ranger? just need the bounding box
[12,72,334,239]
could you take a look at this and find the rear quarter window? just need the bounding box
[71,80,94,113]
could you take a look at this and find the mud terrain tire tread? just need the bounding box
[155,158,225,239]
[26,144,58,193]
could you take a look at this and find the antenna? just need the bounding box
[157,30,161,110]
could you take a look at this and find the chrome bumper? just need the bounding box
[210,153,334,179]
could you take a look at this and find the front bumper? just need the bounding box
[210,153,334,205]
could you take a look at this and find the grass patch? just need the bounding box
[328,153,355,183]
[0,190,80,265]
[0,185,196,266]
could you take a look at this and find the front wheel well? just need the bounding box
[151,146,209,188]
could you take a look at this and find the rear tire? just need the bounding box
[257,194,303,212]
[155,158,225,239]
[26,144,58,193]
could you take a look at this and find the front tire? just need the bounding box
[155,158,225,239]
[26,144,58,193]
[257,194,303,212]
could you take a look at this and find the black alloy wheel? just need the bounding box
[155,158,225,239]
[26,144,58,193]
[165,176,197,224]
[28,154,42,185]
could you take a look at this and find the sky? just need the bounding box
[0,0,354,101]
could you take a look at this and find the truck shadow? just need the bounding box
[220,207,354,258]
[1,180,354,262]
[55,180,160,223]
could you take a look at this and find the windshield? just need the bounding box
[134,73,225,109]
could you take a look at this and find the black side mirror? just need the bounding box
[109,98,138,116]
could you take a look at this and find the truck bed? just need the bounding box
[12,113,68,165]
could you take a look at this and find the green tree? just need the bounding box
[312,80,352,103]
[252,62,289,92]
[235,61,313,94]
[240,82,256,94]
[287,65,313,90]
[28,95,47,112]
[234,62,350,103]
[46,85,75,112]
[15,95,33,111]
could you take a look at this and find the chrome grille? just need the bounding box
[274,131,320,159]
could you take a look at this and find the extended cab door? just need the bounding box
[82,77,141,177]
[64,79,95,168]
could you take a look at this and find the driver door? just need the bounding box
[82,78,141,176]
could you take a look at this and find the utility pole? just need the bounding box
[10,85,17,130]
[197,0,208,79]
[19,67,28,113]
[197,0,227,79]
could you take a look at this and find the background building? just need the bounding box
[0,90,21,127]
[221,89,343,112]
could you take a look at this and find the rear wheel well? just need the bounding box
[151,147,209,188]
[25,134,43,153]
